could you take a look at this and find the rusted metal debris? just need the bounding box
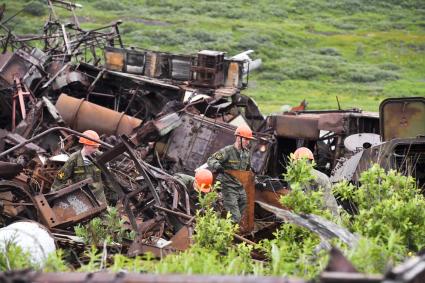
[0,2,424,282]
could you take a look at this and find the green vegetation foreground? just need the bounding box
[2,161,424,280]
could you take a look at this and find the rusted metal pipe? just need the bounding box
[55,93,142,136]
[22,272,306,283]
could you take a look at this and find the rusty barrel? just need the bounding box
[55,93,142,136]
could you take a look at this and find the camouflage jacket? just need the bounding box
[173,173,195,191]
[207,144,250,190]
[310,169,339,218]
[51,150,106,203]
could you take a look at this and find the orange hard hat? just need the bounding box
[234,125,256,140]
[293,147,314,161]
[194,169,213,193]
[79,130,100,146]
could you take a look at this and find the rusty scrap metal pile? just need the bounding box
[0,1,273,257]
[1,1,425,281]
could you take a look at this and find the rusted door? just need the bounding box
[226,170,255,234]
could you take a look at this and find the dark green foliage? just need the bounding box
[236,34,272,50]
[93,0,125,11]
[74,207,133,246]
[23,1,46,16]
[318,47,341,56]
[379,63,401,71]
[343,66,400,82]
[292,65,323,80]
[334,165,425,251]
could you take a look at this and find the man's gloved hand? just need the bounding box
[216,166,225,174]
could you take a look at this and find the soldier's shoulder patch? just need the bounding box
[57,171,65,180]
[213,152,224,160]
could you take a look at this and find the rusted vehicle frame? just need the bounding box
[266,110,379,176]
[331,137,425,188]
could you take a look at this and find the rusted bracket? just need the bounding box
[43,178,93,201]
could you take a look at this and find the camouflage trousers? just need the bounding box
[222,185,247,223]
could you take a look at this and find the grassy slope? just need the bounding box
[5,0,425,114]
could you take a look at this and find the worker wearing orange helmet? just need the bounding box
[207,124,256,223]
[51,130,107,203]
[292,147,339,217]
[173,168,214,196]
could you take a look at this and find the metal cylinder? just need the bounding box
[55,93,142,136]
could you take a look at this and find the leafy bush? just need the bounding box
[346,71,376,83]
[284,154,315,186]
[374,70,400,81]
[379,63,401,71]
[75,207,132,246]
[43,250,70,272]
[332,22,358,30]
[343,66,400,82]
[318,47,341,56]
[282,65,324,80]
[155,243,254,275]
[93,0,125,11]
[237,34,272,50]
[257,218,329,278]
[259,161,423,276]
[258,71,288,81]
[23,1,46,16]
[0,240,34,271]
[334,165,425,251]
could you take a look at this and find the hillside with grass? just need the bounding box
[5,0,425,113]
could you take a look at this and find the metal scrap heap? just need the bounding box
[0,1,425,282]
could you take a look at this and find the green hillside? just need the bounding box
[5,0,425,113]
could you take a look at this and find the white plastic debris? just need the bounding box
[49,153,70,162]
[0,221,56,266]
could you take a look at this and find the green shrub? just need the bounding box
[237,34,272,50]
[258,71,288,81]
[23,1,46,16]
[334,164,425,251]
[148,30,187,46]
[374,70,400,81]
[332,22,358,30]
[0,240,34,271]
[75,207,132,246]
[290,65,323,80]
[93,0,125,11]
[43,250,70,272]
[379,63,401,71]
[258,224,327,278]
[346,72,376,82]
[343,66,399,83]
[318,47,341,56]
[193,209,237,254]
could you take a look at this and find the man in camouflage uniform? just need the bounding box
[292,147,340,218]
[51,130,107,204]
[173,168,213,195]
[207,125,255,223]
